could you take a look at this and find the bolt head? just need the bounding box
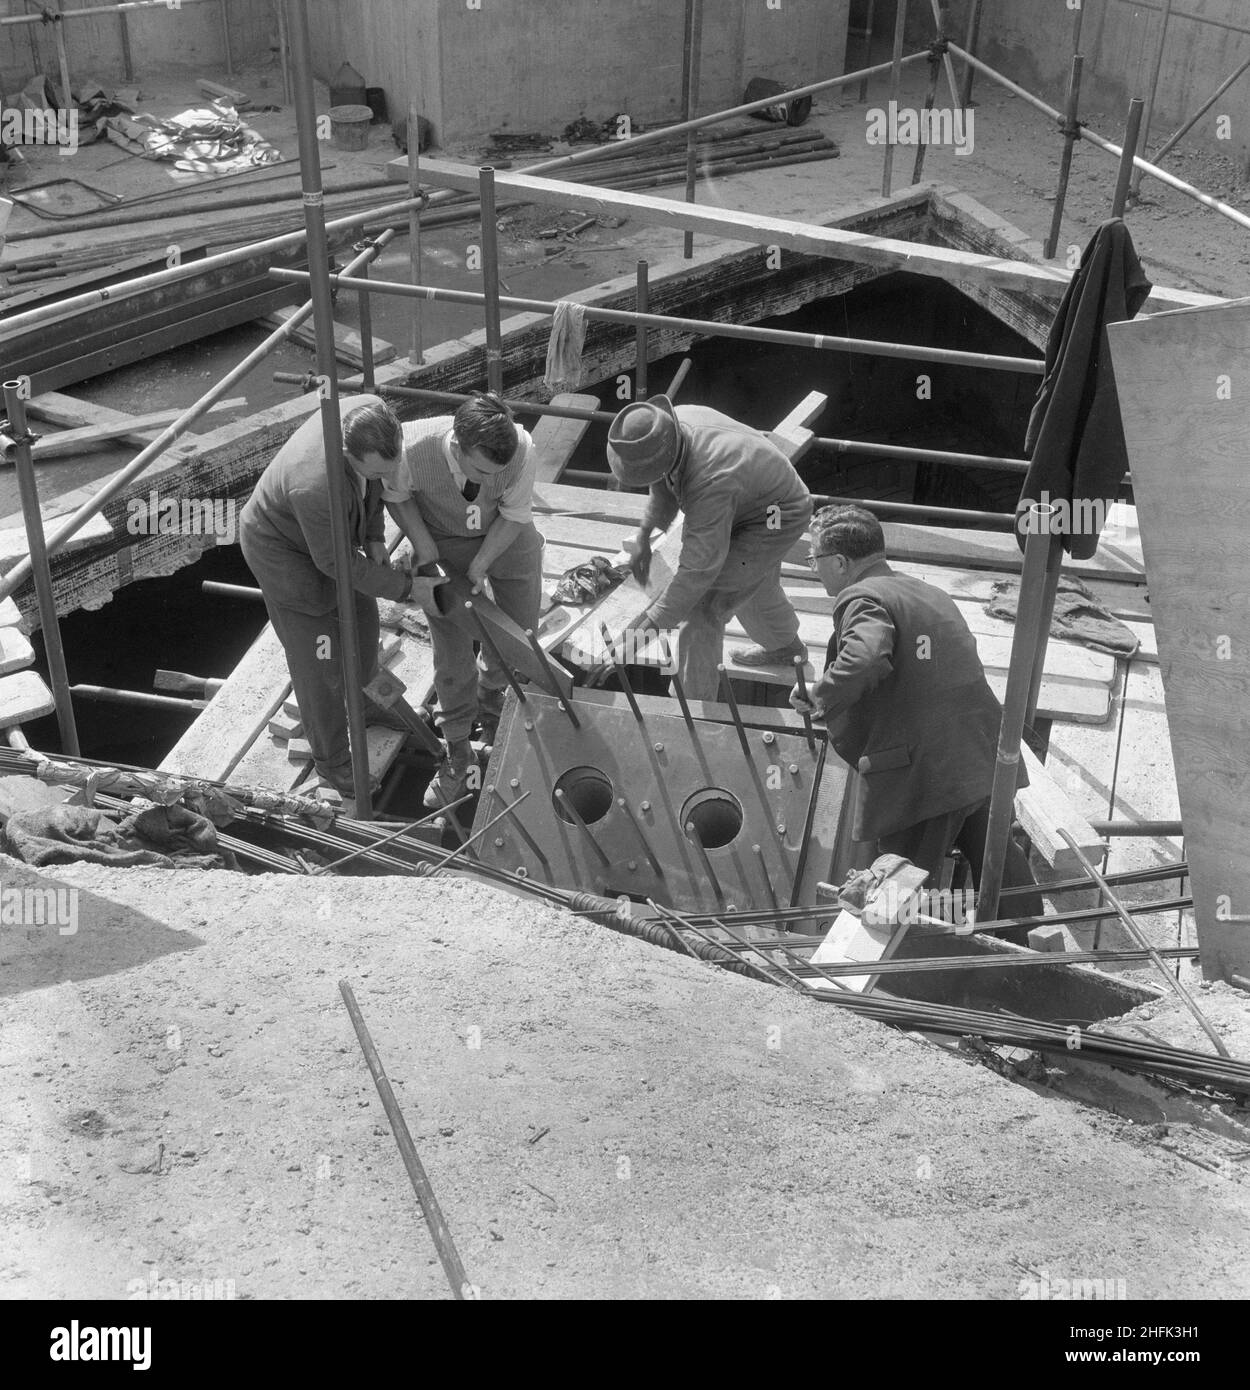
[494,837,505,848]
[628,860,638,872]
[762,732,776,745]
[788,763,799,774]
[509,777,520,788]
[640,800,651,812]
[653,742,664,753]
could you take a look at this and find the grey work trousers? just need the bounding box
[262,589,380,784]
[673,521,805,701]
[426,523,544,743]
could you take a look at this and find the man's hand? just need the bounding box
[624,531,652,586]
[406,574,447,613]
[466,555,489,595]
[366,540,390,566]
[788,684,818,717]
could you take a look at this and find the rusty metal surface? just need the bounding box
[472,690,838,914]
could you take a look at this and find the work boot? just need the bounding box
[729,635,807,667]
[423,738,476,810]
[476,683,507,741]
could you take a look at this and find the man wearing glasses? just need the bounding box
[792,504,1041,929]
[385,392,543,808]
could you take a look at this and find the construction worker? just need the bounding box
[383,392,544,808]
[791,504,1042,930]
[239,394,444,801]
[606,395,811,700]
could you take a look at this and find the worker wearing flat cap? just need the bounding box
[239,394,444,802]
[792,504,1041,931]
[607,396,812,700]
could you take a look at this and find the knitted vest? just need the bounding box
[400,418,524,540]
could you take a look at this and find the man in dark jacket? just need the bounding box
[239,395,443,799]
[791,505,1040,920]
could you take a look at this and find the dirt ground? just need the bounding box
[1,855,1248,1301]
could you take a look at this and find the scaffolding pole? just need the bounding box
[287,0,373,817]
[1130,0,1174,199]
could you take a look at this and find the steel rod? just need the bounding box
[1111,99,1145,217]
[857,0,876,103]
[753,945,1200,977]
[635,260,649,401]
[338,981,471,1300]
[1044,54,1084,261]
[1088,819,1183,837]
[218,0,232,77]
[978,503,1054,922]
[406,40,425,367]
[46,1,75,115]
[555,789,611,869]
[524,629,579,727]
[2,383,79,755]
[959,0,983,107]
[70,684,205,713]
[718,664,793,880]
[275,378,620,425]
[1023,532,1064,730]
[927,0,963,115]
[752,844,780,911]
[948,42,1250,234]
[428,790,532,872]
[289,0,372,819]
[1151,54,1250,166]
[999,860,1186,899]
[0,229,399,606]
[665,641,698,736]
[812,493,1015,529]
[618,798,664,877]
[911,42,941,185]
[597,621,644,726]
[312,815,437,876]
[267,268,1045,376]
[816,435,1030,473]
[792,655,817,753]
[1057,828,1228,1058]
[882,0,907,196]
[464,602,528,707]
[3,0,219,21]
[478,167,504,393]
[647,900,701,958]
[681,0,704,259]
[356,252,376,390]
[202,580,264,601]
[1131,0,1174,198]
[488,785,551,877]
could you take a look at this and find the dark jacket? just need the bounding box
[1016,219,1152,559]
[239,395,408,616]
[810,563,1006,841]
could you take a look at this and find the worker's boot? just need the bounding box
[729,635,807,667]
[423,738,476,810]
[476,683,507,743]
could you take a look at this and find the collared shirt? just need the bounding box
[383,426,536,524]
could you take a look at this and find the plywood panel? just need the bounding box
[1108,301,1250,981]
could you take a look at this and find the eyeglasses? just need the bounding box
[806,550,837,570]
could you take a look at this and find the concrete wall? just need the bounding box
[1,1,275,96]
[932,0,1250,173]
[307,0,849,146]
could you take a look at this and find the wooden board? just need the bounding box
[1108,301,1250,980]
[881,520,1145,583]
[24,399,243,460]
[530,393,599,483]
[0,627,34,676]
[1015,744,1103,875]
[408,158,1074,299]
[26,389,205,447]
[259,305,396,372]
[0,670,53,724]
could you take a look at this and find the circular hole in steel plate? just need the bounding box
[681,788,744,849]
[552,765,615,825]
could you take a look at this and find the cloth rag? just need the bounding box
[986,574,1140,658]
[1,801,232,870]
[543,300,587,395]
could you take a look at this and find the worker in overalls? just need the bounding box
[607,395,811,700]
[384,392,544,809]
[239,394,443,801]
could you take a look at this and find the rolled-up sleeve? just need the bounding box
[645,484,736,629]
[641,476,680,535]
[810,595,896,722]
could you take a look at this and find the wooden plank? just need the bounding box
[26,389,204,446]
[0,670,53,723]
[530,393,598,483]
[0,627,34,676]
[1108,300,1250,979]
[410,158,1075,298]
[1016,744,1104,875]
[881,520,1145,583]
[986,672,1109,724]
[531,479,648,521]
[23,399,244,460]
[259,305,396,372]
[0,510,113,568]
